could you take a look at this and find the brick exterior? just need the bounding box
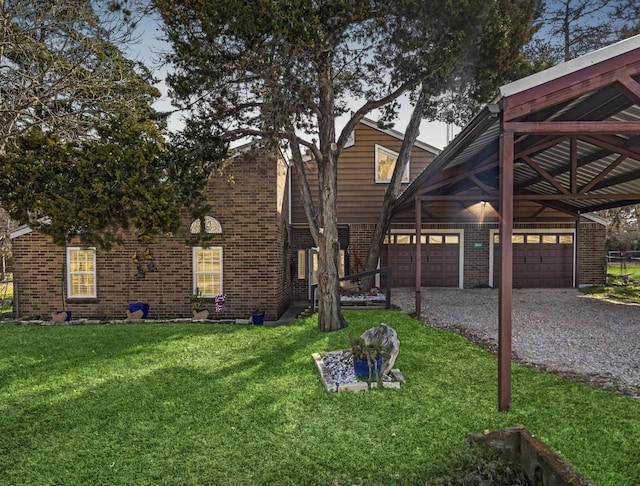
[578,222,607,286]
[12,147,293,320]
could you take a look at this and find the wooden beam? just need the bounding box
[498,130,514,413]
[522,154,571,195]
[469,174,499,195]
[415,197,422,319]
[570,138,578,194]
[616,75,640,106]
[513,193,640,200]
[579,153,628,194]
[504,121,640,135]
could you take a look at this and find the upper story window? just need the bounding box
[67,247,97,298]
[193,247,223,297]
[375,144,409,183]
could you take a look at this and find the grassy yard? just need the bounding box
[1,311,638,485]
[607,260,640,282]
[0,278,12,318]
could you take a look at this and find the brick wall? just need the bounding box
[578,221,607,285]
[12,147,293,320]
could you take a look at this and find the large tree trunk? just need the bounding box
[314,50,348,332]
[361,88,426,291]
[316,149,347,332]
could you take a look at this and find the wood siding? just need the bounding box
[290,122,437,225]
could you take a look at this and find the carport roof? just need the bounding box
[394,34,640,216]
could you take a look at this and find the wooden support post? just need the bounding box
[575,215,581,288]
[498,130,514,413]
[415,197,422,319]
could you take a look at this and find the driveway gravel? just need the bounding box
[391,288,640,398]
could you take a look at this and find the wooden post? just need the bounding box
[498,130,514,412]
[575,215,581,288]
[415,196,422,319]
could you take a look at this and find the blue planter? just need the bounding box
[252,311,265,325]
[353,356,383,380]
[129,303,149,318]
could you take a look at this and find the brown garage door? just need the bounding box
[382,233,460,287]
[493,233,574,288]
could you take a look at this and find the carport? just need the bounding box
[394,34,640,411]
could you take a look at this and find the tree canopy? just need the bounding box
[155,0,540,331]
[0,0,218,248]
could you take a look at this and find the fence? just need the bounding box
[310,266,393,313]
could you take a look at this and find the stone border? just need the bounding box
[312,352,405,392]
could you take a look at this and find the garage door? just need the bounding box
[493,232,574,288]
[382,233,461,287]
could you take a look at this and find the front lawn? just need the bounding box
[580,283,640,304]
[1,311,638,485]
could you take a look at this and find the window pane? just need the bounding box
[494,234,500,244]
[559,235,573,244]
[527,234,540,244]
[512,235,524,244]
[444,235,459,244]
[69,250,94,272]
[193,248,222,296]
[196,274,220,296]
[428,235,443,244]
[377,150,397,181]
[67,248,96,298]
[542,235,557,244]
[376,145,409,183]
[396,235,411,244]
[70,275,94,297]
[297,250,306,279]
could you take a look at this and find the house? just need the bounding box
[289,118,441,300]
[11,145,293,321]
[290,118,607,294]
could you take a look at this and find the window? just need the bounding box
[375,144,409,183]
[559,235,573,244]
[542,235,557,244]
[297,250,306,279]
[67,248,96,298]
[428,235,443,244]
[444,235,459,245]
[527,234,541,244]
[193,247,223,297]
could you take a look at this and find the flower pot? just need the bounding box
[192,309,209,320]
[251,311,265,325]
[128,303,149,318]
[353,356,383,380]
[52,310,72,322]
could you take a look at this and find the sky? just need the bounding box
[129,16,459,151]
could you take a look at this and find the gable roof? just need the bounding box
[394,34,640,216]
[359,117,441,155]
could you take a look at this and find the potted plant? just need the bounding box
[190,289,209,320]
[348,333,392,382]
[251,310,265,325]
[127,302,149,319]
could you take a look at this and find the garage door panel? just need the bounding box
[384,233,460,288]
[494,232,573,288]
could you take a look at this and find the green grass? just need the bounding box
[581,283,640,304]
[1,311,639,485]
[607,261,640,281]
[0,278,12,318]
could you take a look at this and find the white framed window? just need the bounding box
[193,247,223,297]
[375,144,409,183]
[67,247,97,298]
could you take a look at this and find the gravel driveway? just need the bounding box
[391,288,640,398]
